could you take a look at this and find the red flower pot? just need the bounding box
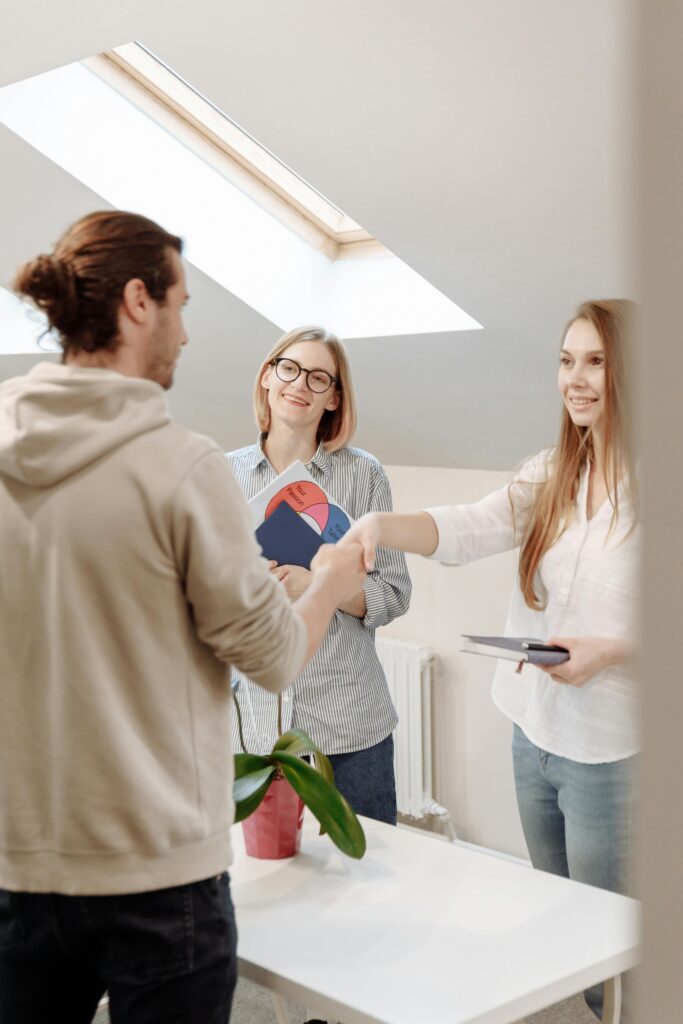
[242,775,305,859]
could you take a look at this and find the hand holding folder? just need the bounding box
[461,635,570,666]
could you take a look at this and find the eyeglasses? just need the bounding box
[272,357,337,394]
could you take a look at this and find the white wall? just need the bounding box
[381,464,528,860]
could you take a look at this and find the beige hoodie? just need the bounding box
[0,362,306,895]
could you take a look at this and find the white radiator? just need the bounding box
[376,636,440,821]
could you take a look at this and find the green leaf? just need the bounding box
[312,749,335,787]
[234,753,271,778]
[233,764,276,822]
[271,751,366,859]
[269,734,335,837]
[270,730,335,787]
[272,729,318,756]
[234,764,275,800]
[309,751,335,837]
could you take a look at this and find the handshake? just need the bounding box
[308,513,380,605]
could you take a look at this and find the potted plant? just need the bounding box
[232,684,366,860]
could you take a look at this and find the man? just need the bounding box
[0,211,366,1023]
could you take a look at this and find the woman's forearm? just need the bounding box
[375,511,439,557]
[601,636,635,670]
[342,509,439,572]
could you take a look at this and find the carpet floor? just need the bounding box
[93,976,597,1022]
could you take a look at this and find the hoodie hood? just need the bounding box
[0,362,171,487]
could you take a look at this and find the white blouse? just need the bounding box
[425,450,640,763]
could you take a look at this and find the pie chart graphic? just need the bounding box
[264,481,350,543]
[300,502,329,532]
[320,503,350,542]
[265,481,327,520]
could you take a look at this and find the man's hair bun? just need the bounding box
[13,254,79,335]
[11,211,183,355]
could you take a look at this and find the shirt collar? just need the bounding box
[240,436,269,471]
[252,433,332,478]
[309,439,332,478]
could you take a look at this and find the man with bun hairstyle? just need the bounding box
[0,210,366,1024]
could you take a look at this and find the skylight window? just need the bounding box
[94,43,370,259]
[0,44,481,345]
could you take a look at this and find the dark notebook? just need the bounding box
[461,635,570,666]
[255,500,324,569]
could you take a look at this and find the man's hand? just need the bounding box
[290,543,366,668]
[339,513,382,571]
[537,636,631,687]
[310,541,366,604]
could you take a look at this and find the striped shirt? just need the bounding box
[227,437,412,755]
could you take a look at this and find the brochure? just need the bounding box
[248,462,352,569]
[248,460,353,543]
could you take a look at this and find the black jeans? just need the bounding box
[0,873,237,1024]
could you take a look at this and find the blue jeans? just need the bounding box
[0,873,237,1024]
[512,724,638,1021]
[327,734,397,825]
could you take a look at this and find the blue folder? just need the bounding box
[255,500,324,569]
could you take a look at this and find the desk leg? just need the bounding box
[271,992,292,1024]
[602,975,622,1024]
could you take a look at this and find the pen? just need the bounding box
[522,641,569,652]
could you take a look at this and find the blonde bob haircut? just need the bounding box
[253,326,357,453]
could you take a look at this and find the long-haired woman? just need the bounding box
[227,326,411,825]
[342,300,638,1020]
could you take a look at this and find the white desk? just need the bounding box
[230,816,640,1024]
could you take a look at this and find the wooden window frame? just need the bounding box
[85,43,385,262]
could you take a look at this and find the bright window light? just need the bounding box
[0,49,481,341]
[0,288,60,356]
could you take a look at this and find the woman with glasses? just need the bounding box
[341,300,638,1021]
[227,326,411,826]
